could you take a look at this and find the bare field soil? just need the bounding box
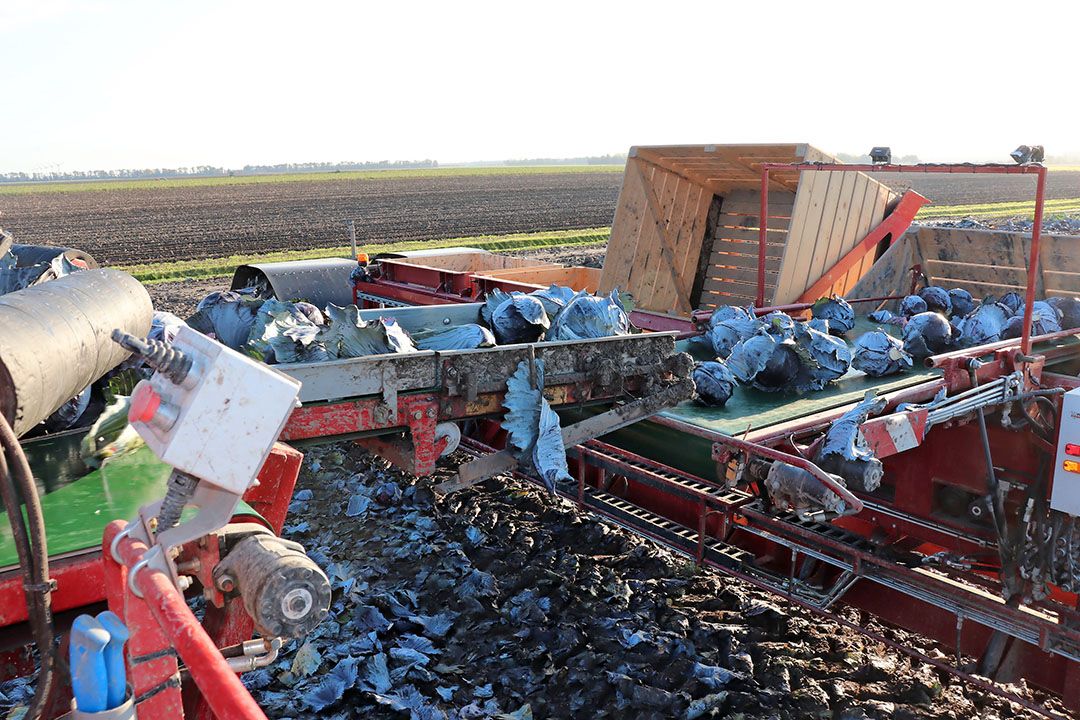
[871,170,1080,206]
[5,170,1080,269]
[0,173,622,265]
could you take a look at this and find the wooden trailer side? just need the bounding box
[772,171,896,305]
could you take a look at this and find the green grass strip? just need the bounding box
[918,197,1080,219]
[0,165,622,196]
[122,227,612,284]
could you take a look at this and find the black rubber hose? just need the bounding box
[967,363,1015,593]
[0,413,54,720]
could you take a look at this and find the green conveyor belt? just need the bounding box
[562,319,944,480]
[2,436,262,572]
[571,317,1080,480]
[664,319,942,437]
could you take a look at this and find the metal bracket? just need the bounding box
[381,364,399,424]
[130,482,244,593]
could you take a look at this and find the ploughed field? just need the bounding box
[871,170,1080,206]
[4,169,1080,268]
[0,172,622,265]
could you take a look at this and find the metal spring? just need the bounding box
[111,330,192,384]
[157,470,199,533]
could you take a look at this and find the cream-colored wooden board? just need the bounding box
[635,166,680,309]
[626,164,674,309]
[774,171,829,304]
[814,171,859,282]
[599,159,646,294]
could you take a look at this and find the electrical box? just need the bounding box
[128,326,301,494]
[1051,386,1080,516]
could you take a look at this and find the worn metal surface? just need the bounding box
[279,307,681,404]
[231,258,356,309]
[0,269,152,436]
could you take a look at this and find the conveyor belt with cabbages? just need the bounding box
[274,302,694,480]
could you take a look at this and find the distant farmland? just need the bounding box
[2,165,1079,270]
[0,168,623,265]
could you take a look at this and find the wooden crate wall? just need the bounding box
[849,225,1079,305]
[771,171,896,305]
[696,189,796,309]
[599,157,712,314]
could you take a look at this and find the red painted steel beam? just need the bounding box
[1021,167,1050,355]
[761,162,1046,175]
[107,522,268,720]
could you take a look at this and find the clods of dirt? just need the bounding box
[249,443,1054,719]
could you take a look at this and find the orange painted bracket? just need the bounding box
[797,190,930,304]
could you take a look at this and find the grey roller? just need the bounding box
[0,269,152,436]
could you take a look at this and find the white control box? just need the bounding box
[1051,386,1080,516]
[128,326,302,494]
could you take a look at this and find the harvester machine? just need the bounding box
[0,234,693,716]
[235,144,1080,715]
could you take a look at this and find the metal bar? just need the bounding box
[448,379,695,491]
[927,327,1080,368]
[111,528,268,720]
[1021,166,1049,355]
[761,162,1045,175]
[712,435,864,514]
[757,167,769,307]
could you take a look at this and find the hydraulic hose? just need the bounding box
[0,413,54,719]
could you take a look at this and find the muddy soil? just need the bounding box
[245,443,1057,720]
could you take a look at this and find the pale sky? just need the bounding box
[1,0,1077,173]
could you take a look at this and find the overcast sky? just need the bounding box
[1,0,1076,173]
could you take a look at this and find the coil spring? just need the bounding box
[111,330,192,384]
[157,470,199,533]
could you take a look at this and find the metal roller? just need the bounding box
[0,269,152,436]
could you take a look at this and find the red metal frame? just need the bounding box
[104,522,268,720]
[758,161,1050,355]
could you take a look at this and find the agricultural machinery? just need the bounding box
[0,143,1078,718]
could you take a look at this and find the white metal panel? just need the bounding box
[1051,386,1080,516]
[132,326,301,494]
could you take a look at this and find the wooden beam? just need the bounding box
[634,160,695,313]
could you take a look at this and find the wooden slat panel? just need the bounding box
[674,185,712,293]
[698,292,759,309]
[915,227,1031,272]
[801,173,845,292]
[626,164,674,308]
[708,266,780,285]
[643,171,704,313]
[703,277,773,296]
[713,227,791,244]
[1045,270,1080,294]
[715,215,791,230]
[710,239,785,257]
[721,189,796,215]
[1036,234,1080,272]
[841,177,882,295]
[925,258,1028,286]
[598,158,646,295]
[774,171,829,303]
[710,252,783,271]
[812,172,858,283]
[634,167,682,310]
